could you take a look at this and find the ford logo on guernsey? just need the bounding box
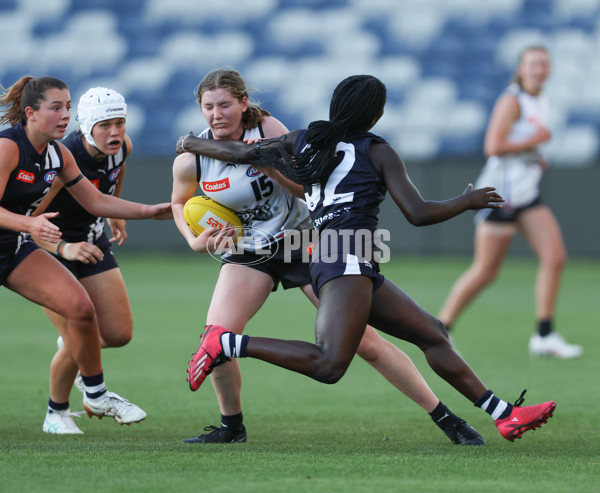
[44,170,57,184]
[246,166,261,178]
[109,168,121,182]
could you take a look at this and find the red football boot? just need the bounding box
[187,325,231,391]
[494,390,556,442]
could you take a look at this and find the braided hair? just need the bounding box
[253,75,386,185]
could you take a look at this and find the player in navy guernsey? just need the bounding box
[184,75,557,443]
[33,87,147,434]
[0,77,170,435]
[174,68,488,446]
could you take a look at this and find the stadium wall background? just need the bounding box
[120,157,599,258]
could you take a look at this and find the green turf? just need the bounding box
[1,254,599,493]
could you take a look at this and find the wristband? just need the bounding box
[181,135,188,152]
[62,243,72,258]
[55,240,66,257]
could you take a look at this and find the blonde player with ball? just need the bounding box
[172,67,486,445]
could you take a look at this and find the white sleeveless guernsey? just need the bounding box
[475,83,549,208]
[196,125,311,252]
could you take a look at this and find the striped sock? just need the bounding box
[221,333,249,358]
[474,390,512,420]
[81,372,107,402]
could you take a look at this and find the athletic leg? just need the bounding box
[44,309,79,404]
[6,250,101,376]
[367,278,556,440]
[246,275,372,383]
[518,206,580,358]
[298,283,484,445]
[369,278,487,402]
[517,206,566,321]
[438,222,514,328]
[80,268,133,348]
[183,264,275,443]
[44,267,133,403]
[299,283,438,412]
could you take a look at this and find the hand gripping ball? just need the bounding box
[183,196,243,238]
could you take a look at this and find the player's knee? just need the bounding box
[474,267,498,288]
[101,317,133,347]
[356,335,381,364]
[542,249,567,272]
[418,319,450,351]
[66,296,96,326]
[103,329,132,348]
[311,360,349,384]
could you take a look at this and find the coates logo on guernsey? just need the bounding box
[16,170,35,183]
[44,170,57,184]
[202,178,230,192]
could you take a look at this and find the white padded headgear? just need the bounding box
[77,87,127,147]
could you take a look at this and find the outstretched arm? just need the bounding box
[57,143,171,220]
[176,130,301,171]
[176,133,257,163]
[372,142,503,227]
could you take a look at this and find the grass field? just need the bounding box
[1,253,599,493]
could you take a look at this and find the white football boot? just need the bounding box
[529,332,583,359]
[43,409,84,435]
[83,391,147,425]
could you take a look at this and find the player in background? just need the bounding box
[173,68,485,446]
[180,74,556,443]
[0,76,171,434]
[33,87,146,434]
[438,46,582,359]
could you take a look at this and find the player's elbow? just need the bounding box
[404,210,430,227]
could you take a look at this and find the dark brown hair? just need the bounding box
[0,76,68,126]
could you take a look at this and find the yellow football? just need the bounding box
[183,196,243,237]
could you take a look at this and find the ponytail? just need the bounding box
[0,75,68,126]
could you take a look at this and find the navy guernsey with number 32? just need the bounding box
[295,130,387,233]
[294,130,388,294]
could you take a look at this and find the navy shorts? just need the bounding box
[308,229,386,296]
[0,238,39,286]
[475,196,542,224]
[310,254,385,297]
[57,234,119,280]
[221,238,311,292]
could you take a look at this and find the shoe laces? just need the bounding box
[50,410,84,431]
[104,391,139,412]
[513,389,527,407]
